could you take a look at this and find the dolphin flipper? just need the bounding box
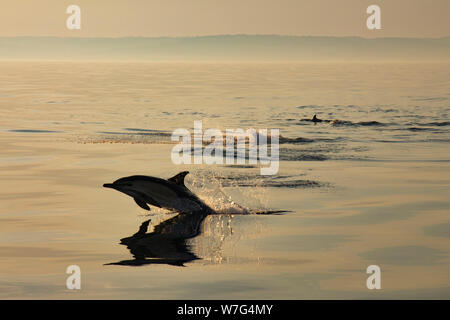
[134,197,150,211]
[144,195,162,208]
[168,171,189,186]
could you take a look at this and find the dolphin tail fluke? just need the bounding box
[168,171,189,186]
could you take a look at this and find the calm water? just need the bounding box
[0,61,449,299]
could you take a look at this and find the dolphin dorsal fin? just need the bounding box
[168,171,189,186]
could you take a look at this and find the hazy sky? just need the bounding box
[1,0,449,38]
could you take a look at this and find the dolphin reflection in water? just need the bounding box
[105,212,208,266]
[104,171,287,267]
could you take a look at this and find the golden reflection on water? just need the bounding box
[0,62,449,299]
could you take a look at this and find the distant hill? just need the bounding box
[1,35,449,61]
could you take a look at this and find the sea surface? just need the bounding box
[0,61,449,299]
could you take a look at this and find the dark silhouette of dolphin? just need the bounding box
[105,212,207,267]
[312,114,323,123]
[103,171,214,214]
[300,114,329,124]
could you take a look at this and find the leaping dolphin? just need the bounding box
[103,171,214,214]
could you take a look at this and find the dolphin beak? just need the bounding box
[103,183,115,189]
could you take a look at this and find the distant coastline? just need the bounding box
[1,35,449,61]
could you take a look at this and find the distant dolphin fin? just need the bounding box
[168,171,189,186]
[134,197,150,211]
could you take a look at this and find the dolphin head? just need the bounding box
[103,177,138,196]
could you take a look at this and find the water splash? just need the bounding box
[188,169,269,214]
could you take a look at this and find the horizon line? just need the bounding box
[1,34,449,40]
